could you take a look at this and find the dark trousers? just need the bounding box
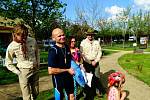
[83,61,104,100]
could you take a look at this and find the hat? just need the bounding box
[108,72,125,86]
[86,28,96,35]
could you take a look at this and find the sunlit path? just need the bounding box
[100,51,150,100]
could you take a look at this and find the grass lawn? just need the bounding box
[102,50,118,56]
[0,67,18,85]
[0,51,49,85]
[103,46,134,51]
[0,67,49,85]
[118,53,150,86]
[36,89,107,100]
[102,42,135,51]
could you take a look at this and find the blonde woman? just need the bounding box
[5,24,39,100]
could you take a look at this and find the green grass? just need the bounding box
[144,47,150,52]
[0,67,49,85]
[102,50,118,56]
[118,53,150,86]
[102,42,134,50]
[39,68,48,77]
[40,51,48,63]
[103,45,134,51]
[36,89,54,100]
[0,68,18,85]
[0,51,49,85]
[36,89,107,100]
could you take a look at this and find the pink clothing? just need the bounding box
[71,48,81,62]
[108,86,118,100]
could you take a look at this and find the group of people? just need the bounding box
[5,24,126,100]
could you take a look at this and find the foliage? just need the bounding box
[65,22,90,41]
[118,53,150,86]
[0,0,66,40]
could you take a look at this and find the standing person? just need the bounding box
[48,28,75,100]
[68,36,86,99]
[80,29,103,99]
[5,24,39,100]
[69,36,82,65]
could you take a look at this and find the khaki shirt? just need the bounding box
[80,38,102,64]
[5,37,39,74]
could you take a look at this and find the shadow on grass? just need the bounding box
[36,89,54,100]
[36,88,106,100]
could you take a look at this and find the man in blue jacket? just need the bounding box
[48,28,75,100]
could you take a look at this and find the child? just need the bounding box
[107,72,126,100]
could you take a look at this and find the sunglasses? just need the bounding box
[71,40,76,42]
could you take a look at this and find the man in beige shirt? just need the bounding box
[80,29,103,99]
[5,24,39,100]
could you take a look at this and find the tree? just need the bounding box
[116,7,131,48]
[0,0,66,40]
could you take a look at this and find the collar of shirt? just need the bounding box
[85,38,94,44]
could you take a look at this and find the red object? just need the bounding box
[72,48,81,62]
[108,72,125,86]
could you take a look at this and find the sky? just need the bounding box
[60,0,150,22]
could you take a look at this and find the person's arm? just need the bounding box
[48,47,74,75]
[5,47,20,75]
[91,43,102,66]
[35,40,40,68]
[48,67,74,75]
[115,89,120,100]
[94,42,102,63]
[80,42,92,64]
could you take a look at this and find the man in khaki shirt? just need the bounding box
[80,29,103,99]
[5,24,39,100]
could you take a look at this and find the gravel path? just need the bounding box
[0,51,150,100]
[100,51,150,100]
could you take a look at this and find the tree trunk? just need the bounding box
[31,0,36,40]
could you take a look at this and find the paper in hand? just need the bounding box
[86,72,93,87]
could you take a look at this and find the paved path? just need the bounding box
[0,51,150,100]
[100,51,150,100]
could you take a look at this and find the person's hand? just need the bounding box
[68,68,74,75]
[80,64,86,72]
[14,70,21,75]
[91,61,97,67]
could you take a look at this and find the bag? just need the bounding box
[71,60,86,87]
